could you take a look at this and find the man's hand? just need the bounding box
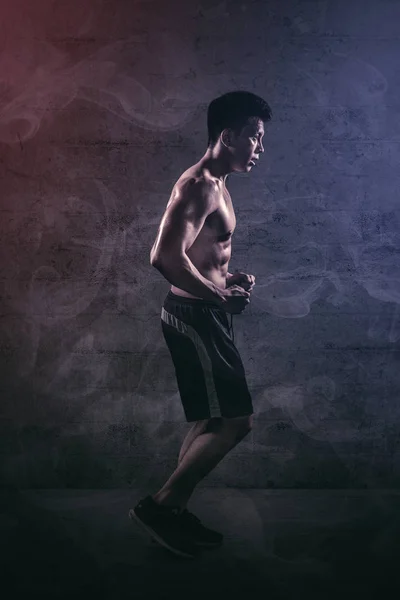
[222,285,250,314]
[226,271,256,292]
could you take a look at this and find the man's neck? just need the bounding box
[198,152,232,184]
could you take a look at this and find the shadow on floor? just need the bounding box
[1,488,399,599]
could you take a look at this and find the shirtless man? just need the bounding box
[130,91,272,558]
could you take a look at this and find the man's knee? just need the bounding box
[206,413,253,437]
[233,413,253,437]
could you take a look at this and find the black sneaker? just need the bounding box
[129,495,200,559]
[178,508,224,548]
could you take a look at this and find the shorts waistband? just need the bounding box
[165,290,220,308]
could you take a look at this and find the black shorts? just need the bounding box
[161,291,254,423]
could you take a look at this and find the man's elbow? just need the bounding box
[150,255,161,268]
[150,255,170,272]
[150,248,164,267]
[150,253,185,273]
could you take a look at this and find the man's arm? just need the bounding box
[150,178,227,305]
[156,256,227,305]
[225,272,233,287]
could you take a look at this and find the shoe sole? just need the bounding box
[128,509,197,559]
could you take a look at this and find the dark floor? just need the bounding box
[1,488,399,599]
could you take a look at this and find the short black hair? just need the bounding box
[207,90,272,148]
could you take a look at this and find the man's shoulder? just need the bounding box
[174,168,218,198]
[165,166,219,215]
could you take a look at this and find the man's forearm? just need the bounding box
[153,255,227,305]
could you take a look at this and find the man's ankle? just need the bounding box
[152,494,182,510]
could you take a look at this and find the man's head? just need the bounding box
[206,91,272,173]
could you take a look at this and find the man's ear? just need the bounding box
[220,128,233,148]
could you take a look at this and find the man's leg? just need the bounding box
[177,419,209,466]
[153,415,252,510]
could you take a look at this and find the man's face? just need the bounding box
[231,117,265,172]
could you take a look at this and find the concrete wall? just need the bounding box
[1,0,400,488]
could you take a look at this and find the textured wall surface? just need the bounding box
[1,0,400,488]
